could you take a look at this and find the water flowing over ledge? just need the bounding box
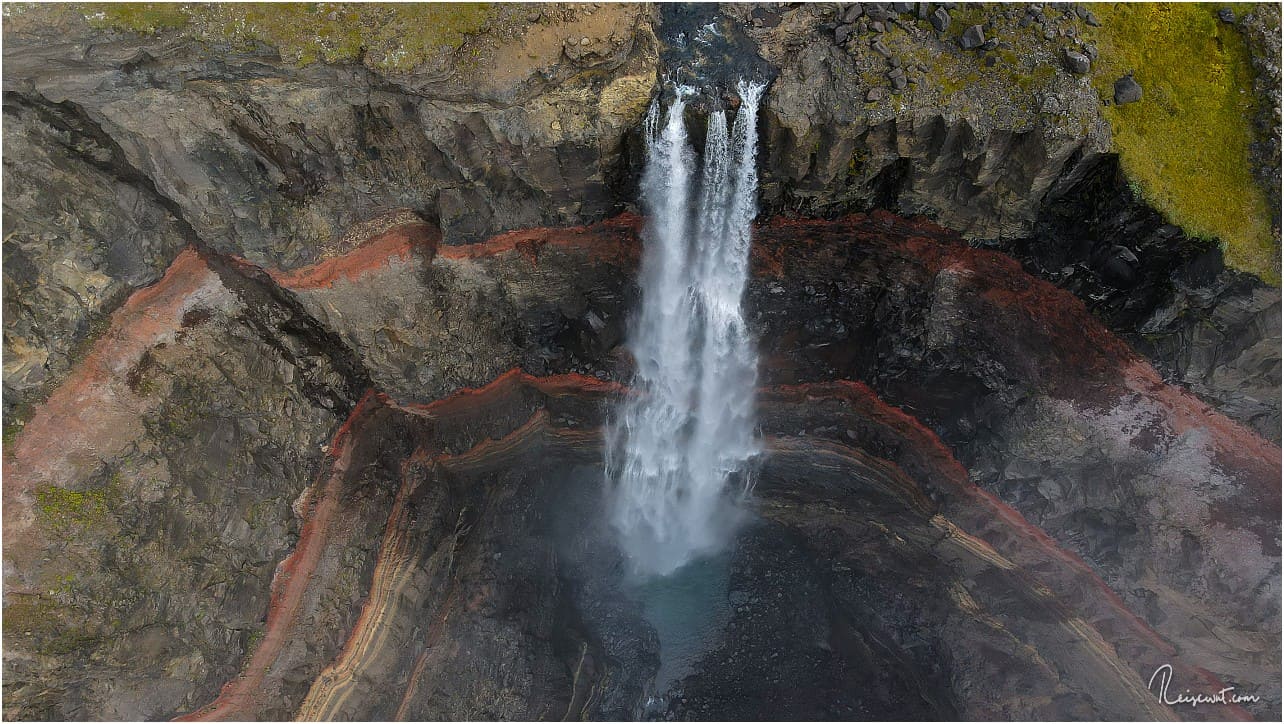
[608,80,766,577]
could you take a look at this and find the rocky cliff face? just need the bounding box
[5,3,1275,436]
[4,210,1278,720]
[3,3,1280,722]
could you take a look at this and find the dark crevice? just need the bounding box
[5,90,374,417]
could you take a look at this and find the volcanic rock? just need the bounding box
[959,24,986,49]
[1114,74,1144,104]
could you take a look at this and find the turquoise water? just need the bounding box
[629,553,733,691]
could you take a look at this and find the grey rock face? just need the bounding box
[2,251,354,720]
[1241,4,1282,240]
[1063,49,1091,74]
[2,99,190,420]
[1114,74,1143,104]
[959,24,985,50]
[2,13,659,270]
[929,7,951,33]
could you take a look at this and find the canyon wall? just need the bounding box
[3,3,1280,721]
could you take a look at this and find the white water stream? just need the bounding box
[609,80,766,577]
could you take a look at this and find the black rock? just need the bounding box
[1083,10,1101,26]
[866,87,886,102]
[1019,14,1033,28]
[916,2,931,20]
[1100,245,1141,287]
[872,20,885,32]
[984,55,997,67]
[959,24,986,50]
[981,38,999,51]
[1218,8,1235,23]
[866,5,895,23]
[930,7,951,32]
[835,24,854,44]
[892,2,914,13]
[872,39,893,57]
[1063,49,1091,75]
[1114,74,1143,104]
[843,4,865,23]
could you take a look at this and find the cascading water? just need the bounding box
[609,79,766,578]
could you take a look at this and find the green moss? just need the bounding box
[34,483,116,532]
[1085,2,1279,282]
[81,2,497,72]
[3,418,24,458]
[3,595,99,656]
[82,1,188,32]
[246,627,265,655]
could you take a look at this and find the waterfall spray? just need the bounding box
[609,80,766,577]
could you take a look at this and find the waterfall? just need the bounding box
[609,80,766,577]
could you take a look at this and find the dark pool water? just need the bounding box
[629,552,734,691]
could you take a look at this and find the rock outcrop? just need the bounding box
[4,211,1277,720]
[4,3,1277,436]
[2,4,657,421]
[2,4,1280,722]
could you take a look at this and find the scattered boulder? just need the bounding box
[891,2,914,13]
[871,20,886,32]
[888,66,907,90]
[872,39,893,57]
[866,5,895,23]
[866,87,886,102]
[1063,49,1091,75]
[1218,7,1235,23]
[835,24,854,44]
[1114,74,1143,104]
[843,4,865,23]
[930,7,951,32]
[959,24,986,50]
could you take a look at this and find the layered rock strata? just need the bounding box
[4,212,1277,720]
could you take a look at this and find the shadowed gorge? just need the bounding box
[2,3,1280,722]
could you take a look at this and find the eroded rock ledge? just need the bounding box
[6,3,1277,439]
[4,211,1277,721]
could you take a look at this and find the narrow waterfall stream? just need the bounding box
[609,79,766,581]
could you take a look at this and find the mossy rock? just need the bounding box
[79,2,499,73]
[34,482,119,534]
[1085,2,1279,283]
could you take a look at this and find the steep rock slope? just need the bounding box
[4,212,1276,720]
[5,3,1277,443]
